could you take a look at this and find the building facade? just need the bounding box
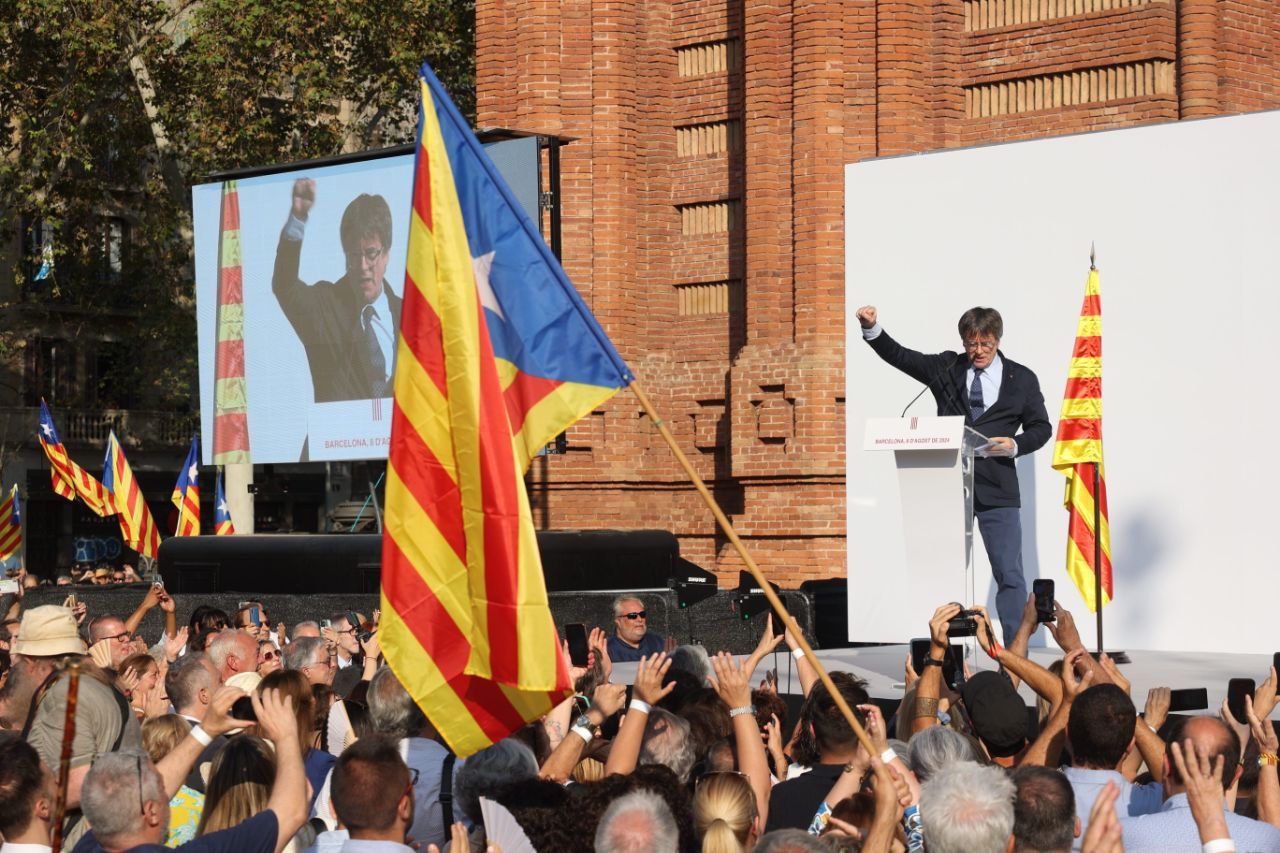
[476,0,1280,585]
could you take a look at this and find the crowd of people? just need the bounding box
[0,579,1276,853]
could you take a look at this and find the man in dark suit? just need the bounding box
[857,304,1052,644]
[273,178,402,403]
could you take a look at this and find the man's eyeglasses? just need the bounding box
[619,611,647,620]
[346,246,385,265]
[102,631,131,643]
[963,339,998,352]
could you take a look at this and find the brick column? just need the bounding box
[1179,0,1219,118]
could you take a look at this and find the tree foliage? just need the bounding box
[0,0,475,408]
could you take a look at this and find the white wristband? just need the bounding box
[880,748,897,765]
[729,705,756,718]
[792,648,805,660]
[570,725,594,743]
[629,699,652,715]
[1202,840,1235,853]
[190,725,214,747]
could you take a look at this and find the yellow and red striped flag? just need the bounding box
[38,401,117,518]
[103,431,163,559]
[381,65,632,757]
[1051,266,1112,611]
[213,180,250,465]
[0,486,22,561]
[171,436,201,536]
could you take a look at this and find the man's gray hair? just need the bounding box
[919,762,1016,853]
[639,707,695,784]
[907,725,981,782]
[593,789,678,853]
[455,738,538,824]
[293,620,320,635]
[611,595,642,616]
[667,645,711,682]
[166,652,214,713]
[366,666,428,740]
[81,750,165,846]
[284,636,326,671]
[206,629,249,672]
[753,829,828,852]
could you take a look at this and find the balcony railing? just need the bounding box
[0,406,197,451]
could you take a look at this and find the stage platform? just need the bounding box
[615,643,1279,719]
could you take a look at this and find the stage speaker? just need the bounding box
[799,577,853,649]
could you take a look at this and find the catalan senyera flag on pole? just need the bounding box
[381,64,632,757]
[38,401,117,517]
[214,470,236,535]
[1051,266,1112,611]
[213,180,251,465]
[0,486,22,561]
[171,437,201,536]
[103,431,163,559]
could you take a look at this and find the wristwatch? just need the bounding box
[573,713,601,738]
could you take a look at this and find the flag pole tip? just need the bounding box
[1089,242,1096,270]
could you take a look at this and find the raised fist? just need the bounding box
[856,305,878,329]
[291,178,316,220]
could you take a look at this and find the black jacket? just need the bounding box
[867,330,1052,508]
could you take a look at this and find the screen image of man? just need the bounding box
[857,304,1052,644]
[273,178,401,403]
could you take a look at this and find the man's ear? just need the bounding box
[144,799,165,828]
[1073,816,1081,839]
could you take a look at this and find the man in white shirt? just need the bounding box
[0,737,55,853]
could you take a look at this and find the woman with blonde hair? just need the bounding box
[694,771,760,852]
[259,669,333,808]
[141,715,204,846]
[196,735,275,835]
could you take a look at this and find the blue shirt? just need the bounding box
[1062,766,1162,849]
[73,809,278,853]
[1121,793,1280,852]
[606,631,665,663]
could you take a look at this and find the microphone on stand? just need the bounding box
[900,353,964,417]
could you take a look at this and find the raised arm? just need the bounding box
[539,683,625,782]
[605,653,673,778]
[255,686,309,853]
[912,604,962,734]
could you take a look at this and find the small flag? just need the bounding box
[213,180,250,464]
[171,436,201,536]
[215,469,236,535]
[0,486,22,560]
[33,238,53,282]
[1051,266,1112,611]
[38,401,117,517]
[380,64,633,758]
[102,432,163,559]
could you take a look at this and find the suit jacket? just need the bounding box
[867,330,1052,508]
[273,235,403,403]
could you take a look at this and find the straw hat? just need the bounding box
[12,605,87,657]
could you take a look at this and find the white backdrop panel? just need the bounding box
[845,110,1280,655]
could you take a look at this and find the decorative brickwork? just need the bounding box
[477,0,1280,585]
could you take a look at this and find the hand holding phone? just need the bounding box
[565,623,590,668]
[1032,579,1055,623]
[1227,678,1255,722]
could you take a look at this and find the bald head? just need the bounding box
[1166,716,1240,790]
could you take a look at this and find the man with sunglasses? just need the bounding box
[606,596,670,663]
[274,179,402,405]
[856,305,1052,645]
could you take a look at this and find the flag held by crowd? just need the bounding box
[380,63,632,757]
[1051,266,1112,611]
[38,400,117,518]
[171,436,202,536]
[0,486,22,561]
[103,432,163,559]
[215,470,236,535]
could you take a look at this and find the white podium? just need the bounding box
[848,416,989,642]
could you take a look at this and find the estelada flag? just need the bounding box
[214,469,236,535]
[0,486,22,561]
[381,63,632,757]
[38,400,117,517]
[1050,266,1112,611]
[103,431,163,559]
[170,436,201,537]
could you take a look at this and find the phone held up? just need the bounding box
[1032,579,1055,623]
[565,623,590,668]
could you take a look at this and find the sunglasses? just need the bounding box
[619,611,647,620]
[260,650,280,661]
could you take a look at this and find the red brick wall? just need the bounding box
[477,0,1280,587]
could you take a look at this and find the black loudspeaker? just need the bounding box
[159,530,711,595]
[799,577,852,649]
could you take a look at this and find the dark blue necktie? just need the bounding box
[362,305,387,397]
[970,367,985,421]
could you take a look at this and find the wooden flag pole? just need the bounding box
[628,381,878,757]
[51,661,81,853]
[1093,461,1103,655]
